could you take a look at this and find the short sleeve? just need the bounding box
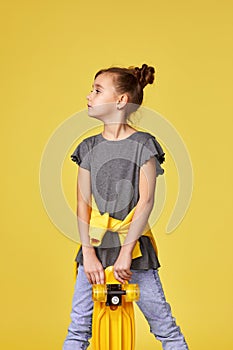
[140,136,165,177]
[70,140,91,171]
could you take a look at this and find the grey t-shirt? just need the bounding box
[71,131,165,270]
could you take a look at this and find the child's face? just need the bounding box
[86,73,123,121]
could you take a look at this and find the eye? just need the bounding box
[95,89,101,94]
[90,86,102,94]
[90,89,101,94]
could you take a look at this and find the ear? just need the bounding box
[116,93,129,110]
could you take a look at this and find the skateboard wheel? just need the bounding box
[92,284,107,302]
[124,284,140,302]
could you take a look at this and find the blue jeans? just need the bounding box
[63,265,189,350]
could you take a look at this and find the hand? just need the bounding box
[82,246,105,285]
[113,248,133,284]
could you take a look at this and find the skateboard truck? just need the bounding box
[93,282,140,305]
[107,284,126,306]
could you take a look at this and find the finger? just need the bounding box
[95,271,101,284]
[114,270,125,284]
[121,275,131,282]
[93,269,105,284]
[116,269,132,281]
[90,272,97,285]
[121,270,132,279]
[99,269,105,285]
[86,273,92,285]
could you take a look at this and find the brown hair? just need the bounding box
[94,63,155,121]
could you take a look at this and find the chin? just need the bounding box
[87,110,104,121]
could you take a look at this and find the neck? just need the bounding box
[102,122,136,140]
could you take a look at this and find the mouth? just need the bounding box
[87,104,92,108]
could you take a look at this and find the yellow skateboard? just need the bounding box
[92,266,140,350]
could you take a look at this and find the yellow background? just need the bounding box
[1,1,233,349]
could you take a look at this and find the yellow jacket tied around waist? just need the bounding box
[74,200,158,280]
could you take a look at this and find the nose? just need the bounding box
[86,90,93,101]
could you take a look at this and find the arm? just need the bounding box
[113,156,157,283]
[77,167,105,284]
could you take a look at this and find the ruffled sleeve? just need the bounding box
[70,140,91,171]
[140,136,165,177]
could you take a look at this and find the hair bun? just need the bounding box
[129,64,155,89]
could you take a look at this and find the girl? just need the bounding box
[63,64,189,350]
